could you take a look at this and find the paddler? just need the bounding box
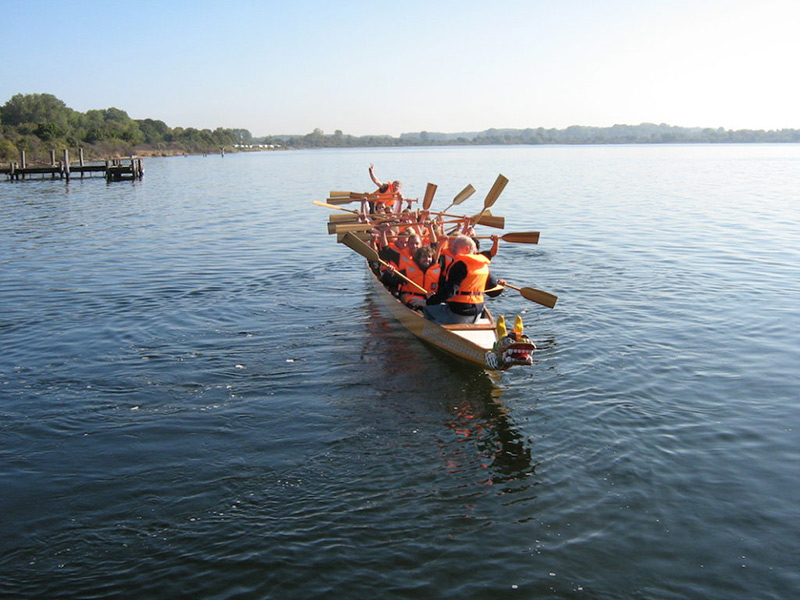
[398,246,442,308]
[423,234,504,324]
[368,163,404,213]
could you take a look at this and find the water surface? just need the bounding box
[1,145,798,598]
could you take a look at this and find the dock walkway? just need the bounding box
[1,149,144,182]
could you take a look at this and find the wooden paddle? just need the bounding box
[329,213,361,223]
[340,232,428,294]
[474,231,540,244]
[423,183,437,210]
[472,174,508,224]
[444,212,506,234]
[503,282,558,308]
[314,200,361,213]
[336,231,371,242]
[330,222,377,234]
[440,183,476,214]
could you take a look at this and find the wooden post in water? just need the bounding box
[19,150,26,179]
[79,148,85,178]
[62,149,70,181]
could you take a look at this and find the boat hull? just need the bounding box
[367,268,503,368]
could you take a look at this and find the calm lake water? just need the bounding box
[1,145,798,599]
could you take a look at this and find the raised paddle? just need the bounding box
[473,231,540,244]
[473,174,509,224]
[445,211,506,234]
[340,232,428,295]
[440,183,476,215]
[423,183,437,210]
[503,282,558,309]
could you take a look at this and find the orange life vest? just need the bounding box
[449,253,490,304]
[374,182,399,208]
[400,262,441,300]
[438,241,456,277]
[397,247,414,272]
[378,241,403,275]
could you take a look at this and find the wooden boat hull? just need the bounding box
[367,268,534,370]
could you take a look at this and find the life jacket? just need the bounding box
[438,240,456,277]
[378,241,403,276]
[397,247,415,272]
[400,262,441,300]
[374,182,399,208]
[449,253,490,305]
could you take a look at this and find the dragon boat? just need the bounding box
[364,258,536,369]
[319,176,556,371]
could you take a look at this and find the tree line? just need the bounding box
[3,93,799,165]
[0,93,253,163]
[262,123,800,148]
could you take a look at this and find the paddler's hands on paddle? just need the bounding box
[489,234,501,258]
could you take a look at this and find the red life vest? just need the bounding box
[449,253,490,304]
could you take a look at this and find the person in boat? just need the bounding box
[379,232,422,272]
[399,246,442,308]
[368,163,404,213]
[423,234,504,325]
[378,232,424,293]
[437,232,500,280]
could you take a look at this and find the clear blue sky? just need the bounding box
[2,0,798,137]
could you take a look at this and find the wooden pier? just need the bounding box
[1,149,144,182]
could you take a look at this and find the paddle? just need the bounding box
[329,213,361,223]
[340,232,428,295]
[314,200,361,213]
[423,183,437,210]
[473,174,508,225]
[445,212,506,234]
[330,222,377,234]
[503,282,558,308]
[473,231,540,244]
[336,231,371,242]
[440,183,476,215]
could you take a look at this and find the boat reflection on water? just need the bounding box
[361,295,538,492]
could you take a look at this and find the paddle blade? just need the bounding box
[314,200,359,213]
[423,183,437,210]
[337,231,371,243]
[502,231,540,244]
[329,191,351,197]
[452,183,476,206]
[333,222,375,234]
[341,232,380,263]
[329,213,360,223]
[520,287,558,308]
[484,174,509,209]
[472,212,505,229]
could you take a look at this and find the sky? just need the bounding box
[2,0,799,137]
